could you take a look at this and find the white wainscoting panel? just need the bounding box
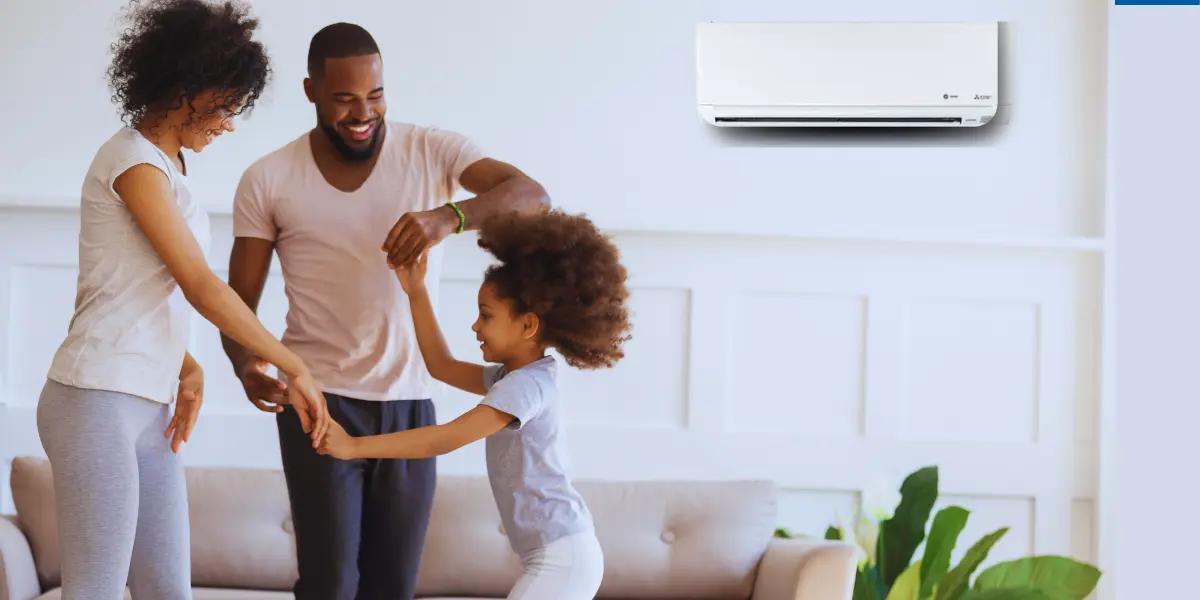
[777,488,861,539]
[900,300,1041,444]
[558,287,691,431]
[938,494,1036,568]
[728,292,866,437]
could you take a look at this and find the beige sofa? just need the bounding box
[1,457,856,600]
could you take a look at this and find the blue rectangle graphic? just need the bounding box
[1116,1,1198,5]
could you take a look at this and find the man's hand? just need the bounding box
[237,357,287,414]
[166,361,204,453]
[316,418,359,460]
[382,206,457,268]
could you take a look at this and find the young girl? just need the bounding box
[318,209,631,599]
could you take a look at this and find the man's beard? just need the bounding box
[319,120,381,162]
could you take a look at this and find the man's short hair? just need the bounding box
[307,23,380,77]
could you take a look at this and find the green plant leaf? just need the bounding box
[885,561,923,600]
[959,590,1062,600]
[973,556,1101,599]
[877,466,939,588]
[856,565,887,600]
[826,525,844,541]
[854,569,875,600]
[855,566,885,600]
[934,528,1009,600]
[919,506,970,599]
[774,527,793,539]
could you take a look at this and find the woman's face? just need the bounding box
[175,89,241,153]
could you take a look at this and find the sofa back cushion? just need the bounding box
[11,457,776,599]
[11,457,297,590]
[417,477,777,599]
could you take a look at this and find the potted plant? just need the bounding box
[775,467,1101,600]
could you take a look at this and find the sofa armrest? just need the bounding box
[0,516,39,600]
[751,538,858,600]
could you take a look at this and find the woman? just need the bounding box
[37,1,330,598]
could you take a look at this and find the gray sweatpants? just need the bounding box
[37,379,191,600]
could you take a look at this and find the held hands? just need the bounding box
[235,358,328,447]
[393,251,429,295]
[165,361,204,453]
[287,370,332,449]
[382,206,457,269]
[316,418,358,460]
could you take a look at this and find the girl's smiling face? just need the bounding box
[471,281,541,364]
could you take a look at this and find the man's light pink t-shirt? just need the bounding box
[234,122,485,400]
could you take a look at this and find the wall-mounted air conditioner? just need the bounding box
[696,22,999,127]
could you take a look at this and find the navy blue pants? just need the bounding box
[277,394,437,600]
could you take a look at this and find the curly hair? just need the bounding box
[107,0,270,127]
[478,210,632,370]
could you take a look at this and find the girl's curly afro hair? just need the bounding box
[478,210,632,370]
[107,0,270,126]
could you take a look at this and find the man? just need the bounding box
[221,23,548,600]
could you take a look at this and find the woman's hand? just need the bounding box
[166,359,204,453]
[286,369,330,448]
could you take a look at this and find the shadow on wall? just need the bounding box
[705,22,1013,150]
[703,115,1008,148]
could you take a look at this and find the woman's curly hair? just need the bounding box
[478,210,632,370]
[107,0,270,127]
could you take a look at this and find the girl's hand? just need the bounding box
[166,362,204,453]
[286,369,330,448]
[393,251,429,295]
[316,418,358,460]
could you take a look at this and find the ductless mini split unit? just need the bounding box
[696,21,999,127]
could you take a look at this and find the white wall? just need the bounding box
[2,0,1104,239]
[0,0,1107,584]
[1108,4,1200,599]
